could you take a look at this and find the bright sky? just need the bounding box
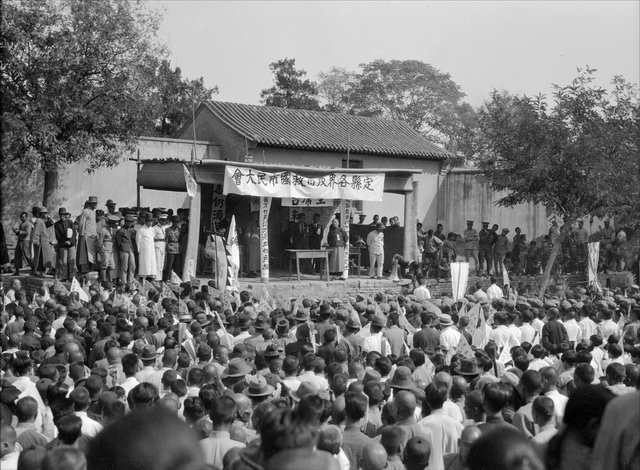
[151,1,639,108]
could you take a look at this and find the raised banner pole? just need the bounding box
[259,196,272,283]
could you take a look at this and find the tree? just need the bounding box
[149,60,218,138]
[317,67,357,113]
[260,58,321,110]
[1,0,165,207]
[348,60,473,146]
[476,68,640,296]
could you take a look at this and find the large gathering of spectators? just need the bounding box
[1,271,639,470]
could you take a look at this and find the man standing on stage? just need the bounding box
[78,196,98,273]
[54,208,77,281]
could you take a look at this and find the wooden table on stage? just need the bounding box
[349,246,363,278]
[285,249,330,282]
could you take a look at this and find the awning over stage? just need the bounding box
[137,160,421,194]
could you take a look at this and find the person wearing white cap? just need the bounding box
[154,213,169,280]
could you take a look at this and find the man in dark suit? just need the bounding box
[290,213,311,274]
[308,213,324,273]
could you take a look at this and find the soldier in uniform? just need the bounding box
[478,221,493,277]
[572,220,589,271]
[464,220,479,275]
[97,214,118,282]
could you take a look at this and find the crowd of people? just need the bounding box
[1,270,639,470]
[416,219,632,280]
[8,198,191,284]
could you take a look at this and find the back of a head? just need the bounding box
[403,436,431,470]
[317,424,343,455]
[362,443,387,470]
[210,395,237,427]
[468,427,544,470]
[43,446,87,470]
[423,382,448,413]
[127,383,159,411]
[15,396,39,423]
[87,410,204,470]
[57,414,83,445]
[394,390,417,420]
[482,383,511,413]
[17,445,47,470]
[260,407,319,461]
[344,391,368,422]
[380,425,406,456]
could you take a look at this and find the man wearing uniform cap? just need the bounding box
[105,199,117,215]
[97,214,119,282]
[114,213,136,285]
[30,206,54,276]
[463,221,479,276]
[164,215,182,282]
[54,207,77,281]
[154,212,169,280]
[478,221,493,277]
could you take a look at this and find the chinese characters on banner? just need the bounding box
[282,198,334,207]
[259,197,272,282]
[224,165,384,202]
[210,184,226,229]
[342,199,351,279]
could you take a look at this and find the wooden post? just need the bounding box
[183,183,201,281]
[403,181,419,260]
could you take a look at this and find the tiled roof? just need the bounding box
[202,101,452,160]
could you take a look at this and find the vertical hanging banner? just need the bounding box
[588,242,602,293]
[259,197,272,283]
[451,262,470,302]
[342,199,352,279]
[226,216,240,292]
[183,165,197,198]
[210,183,226,228]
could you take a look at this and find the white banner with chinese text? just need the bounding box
[223,166,384,202]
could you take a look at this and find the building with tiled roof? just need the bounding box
[186,101,451,160]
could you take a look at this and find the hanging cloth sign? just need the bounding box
[223,165,384,202]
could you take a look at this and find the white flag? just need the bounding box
[183,165,197,198]
[451,262,469,302]
[588,242,602,293]
[226,215,240,290]
[70,277,89,302]
[171,271,183,285]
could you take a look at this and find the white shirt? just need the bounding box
[528,358,549,371]
[419,409,464,456]
[13,376,45,412]
[75,411,103,438]
[489,325,514,352]
[487,285,504,300]
[599,319,619,341]
[579,317,598,343]
[282,376,302,392]
[200,430,246,470]
[366,230,384,255]
[474,289,488,301]
[563,319,582,344]
[507,324,522,345]
[362,331,392,357]
[297,371,329,391]
[439,327,461,364]
[413,285,431,301]
[120,376,140,397]
[544,390,568,424]
[520,323,536,344]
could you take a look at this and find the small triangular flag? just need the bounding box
[70,278,89,302]
[171,271,182,285]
